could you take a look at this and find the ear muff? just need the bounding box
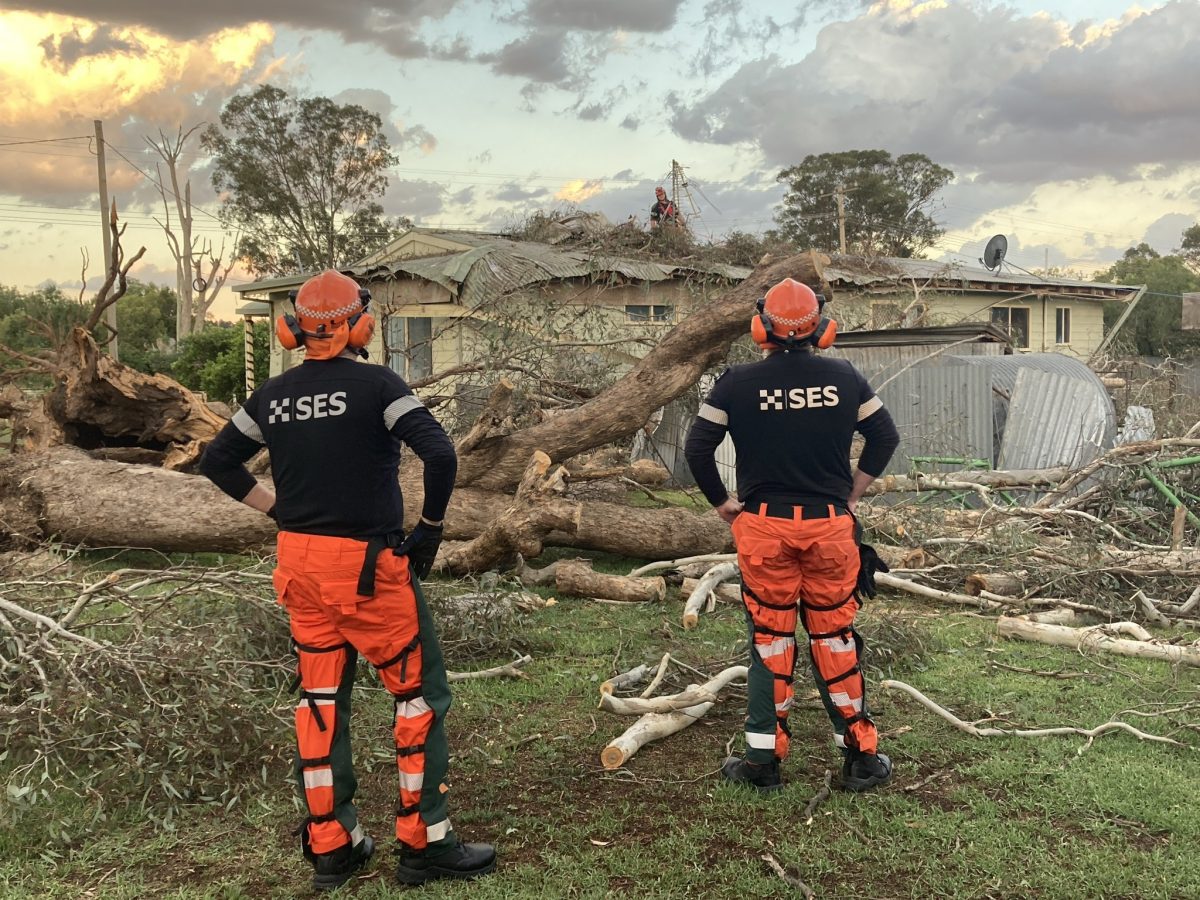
[275,313,304,350]
[750,297,772,346]
[811,317,838,349]
[345,288,375,354]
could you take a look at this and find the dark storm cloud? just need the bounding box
[494,183,550,202]
[669,1,1200,184]
[10,0,460,58]
[523,0,685,33]
[485,30,572,83]
[38,24,140,66]
[383,178,446,218]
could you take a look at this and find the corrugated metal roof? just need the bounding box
[835,323,1013,348]
[827,254,1140,298]
[998,369,1110,470]
[948,353,1116,468]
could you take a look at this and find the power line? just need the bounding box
[0,135,91,147]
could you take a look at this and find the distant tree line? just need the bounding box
[0,281,268,404]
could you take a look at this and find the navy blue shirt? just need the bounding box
[200,358,456,538]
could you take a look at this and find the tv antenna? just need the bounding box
[980,234,1008,272]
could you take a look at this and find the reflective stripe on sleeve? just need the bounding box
[303,768,334,789]
[698,403,729,426]
[384,395,424,430]
[232,408,264,443]
[828,691,864,713]
[857,396,883,421]
[746,731,776,750]
[426,819,453,842]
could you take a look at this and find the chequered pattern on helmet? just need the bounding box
[767,307,818,329]
[294,300,361,320]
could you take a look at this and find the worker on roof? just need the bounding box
[650,186,682,229]
[684,278,900,794]
[200,269,495,891]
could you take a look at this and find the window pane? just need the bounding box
[385,316,406,375]
[651,305,674,322]
[990,307,1009,328]
[407,317,433,380]
[626,305,652,321]
[1009,307,1030,348]
[1056,308,1071,344]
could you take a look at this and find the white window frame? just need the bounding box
[1055,307,1071,345]
[990,305,1031,349]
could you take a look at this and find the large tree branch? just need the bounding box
[454,251,829,491]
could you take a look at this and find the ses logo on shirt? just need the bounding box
[759,386,839,411]
[268,391,348,424]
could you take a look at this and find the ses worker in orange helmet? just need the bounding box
[684,278,900,794]
[199,270,495,891]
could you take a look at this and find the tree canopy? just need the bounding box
[202,85,401,276]
[774,150,953,258]
[1098,242,1200,356]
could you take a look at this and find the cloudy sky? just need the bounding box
[1,0,1198,317]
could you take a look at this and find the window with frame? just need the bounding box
[384,316,434,380]
[1055,307,1071,345]
[990,306,1030,349]
[625,304,674,323]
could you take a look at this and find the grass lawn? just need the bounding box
[1,551,1197,899]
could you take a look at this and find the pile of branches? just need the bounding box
[852,436,1200,627]
[0,551,293,831]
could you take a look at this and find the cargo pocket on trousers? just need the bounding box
[811,541,857,577]
[271,569,292,607]
[318,580,364,616]
[737,536,784,568]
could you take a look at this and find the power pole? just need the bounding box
[93,119,119,361]
[835,184,847,254]
[670,159,682,212]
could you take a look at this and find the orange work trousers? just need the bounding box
[272,531,456,858]
[733,504,878,764]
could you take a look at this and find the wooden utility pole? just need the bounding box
[93,119,119,360]
[835,184,847,254]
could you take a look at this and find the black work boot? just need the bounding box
[841,749,892,793]
[720,756,783,793]
[395,839,497,885]
[311,835,375,892]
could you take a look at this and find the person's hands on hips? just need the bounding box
[396,520,444,580]
[716,497,744,525]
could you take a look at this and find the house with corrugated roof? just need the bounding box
[231,227,748,381]
[824,255,1143,361]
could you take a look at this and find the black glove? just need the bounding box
[856,542,890,600]
[396,521,444,580]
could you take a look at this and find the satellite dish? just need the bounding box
[981,234,1008,271]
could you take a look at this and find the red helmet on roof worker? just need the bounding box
[751,278,837,351]
[276,269,376,361]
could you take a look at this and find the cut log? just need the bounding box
[600,665,747,769]
[681,576,741,606]
[997,617,1200,667]
[874,545,928,571]
[600,664,652,696]
[875,573,1009,610]
[682,561,740,629]
[964,572,1026,597]
[865,467,1070,495]
[555,560,666,603]
[454,252,830,491]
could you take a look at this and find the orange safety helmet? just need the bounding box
[750,278,837,351]
[276,269,376,361]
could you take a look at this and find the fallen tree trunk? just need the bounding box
[454,252,830,491]
[0,447,730,558]
[997,617,1200,667]
[964,572,1026,597]
[555,560,666,603]
[0,446,276,551]
[866,467,1070,495]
